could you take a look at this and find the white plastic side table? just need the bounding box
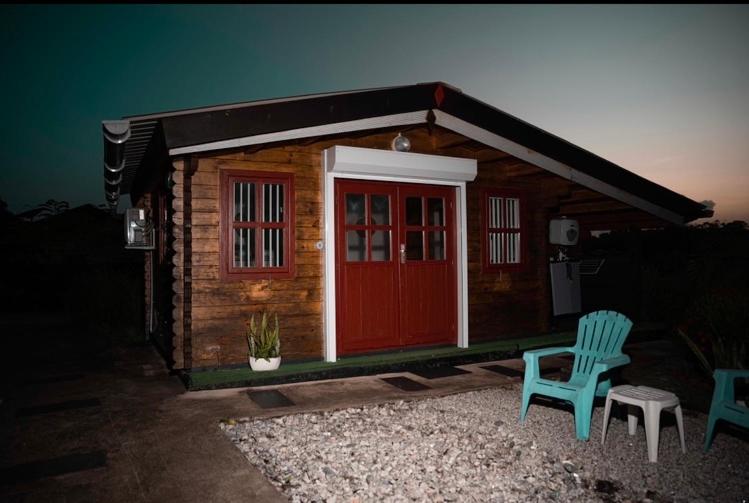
[601,385,686,463]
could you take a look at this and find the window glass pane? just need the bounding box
[406,231,423,260]
[262,228,284,267]
[370,195,390,225]
[371,230,390,261]
[489,231,503,265]
[346,194,366,225]
[234,182,255,222]
[263,183,284,223]
[428,231,445,260]
[234,228,256,267]
[427,198,444,226]
[506,198,520,229]
[507,232,520,263]
[405,197,422,226]
[346,230,367,261]
[488,196,501,228]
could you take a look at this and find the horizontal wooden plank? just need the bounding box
[191,238,219,253]
[184,264,321,280]
[193,313,322,333]
[174,225,219,240]
[174,184,218,199]
[182,276,322,294]
[192,302,322,321]
[189,288,321,306]
[191,170,219,186]
[234,149,321,165]
[173,212,218,226]
[172,198,219,213]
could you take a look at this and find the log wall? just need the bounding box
[164,125,666,368]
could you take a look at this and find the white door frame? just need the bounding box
[322,146,477,362]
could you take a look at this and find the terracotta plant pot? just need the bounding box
[249,356,281,371]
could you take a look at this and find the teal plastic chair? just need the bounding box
[704,369,749,451]
[520,310,633,440]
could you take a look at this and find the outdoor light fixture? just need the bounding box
[391,132,411,152]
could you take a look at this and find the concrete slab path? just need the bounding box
[1,337,705,502]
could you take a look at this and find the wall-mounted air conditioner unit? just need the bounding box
[125,208,155,250]
[549,218,579,246]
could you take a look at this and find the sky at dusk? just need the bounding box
[1,4,747,222]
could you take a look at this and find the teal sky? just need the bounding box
[1,4,747,221]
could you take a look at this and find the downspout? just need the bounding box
[102,120,130,212]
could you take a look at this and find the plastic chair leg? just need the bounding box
[704,413,718,452]
[674,405,686,453]
[627,404,639,436]
[519,386,532,423]
[601,395,613,445]
[644,403,662,463]
[574,396,594,441]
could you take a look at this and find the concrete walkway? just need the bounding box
[0,337,709,502]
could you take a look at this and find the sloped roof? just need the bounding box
[105,82,712,223]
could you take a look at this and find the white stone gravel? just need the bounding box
[220,384,749,502]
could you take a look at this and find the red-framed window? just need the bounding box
[219,170,295,280]
[482,189,526,272]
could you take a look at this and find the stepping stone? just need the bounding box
[0,450,107,484]
[409,366,471,380]
[16,398,101,417]
[381,376,431,391]
[482,365,524,379]
[247,390,295,409]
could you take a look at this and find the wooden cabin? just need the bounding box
[101,82,711,371]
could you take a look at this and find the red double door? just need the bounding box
[335,179,457,355]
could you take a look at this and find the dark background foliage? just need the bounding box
[0,200,144,377]
[583,221,749,370]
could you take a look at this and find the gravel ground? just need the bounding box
[221,384,749,502]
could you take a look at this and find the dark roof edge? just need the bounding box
[438,86,711,222]
[121,82,712,222]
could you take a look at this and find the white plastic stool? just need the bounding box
[601,385,686,463]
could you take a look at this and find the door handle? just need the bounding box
[400,244,406,264]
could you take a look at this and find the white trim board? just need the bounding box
[168,110,687,224]
[169,111,429,156]
[431,110,685,225]
[323,146,476,362]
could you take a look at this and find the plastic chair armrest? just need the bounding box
[522,347,574,363]
[592,354,631,374]
[714,369,749,380]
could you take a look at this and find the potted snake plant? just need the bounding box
[245,311,281,371]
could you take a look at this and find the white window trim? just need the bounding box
[322,146,476,362]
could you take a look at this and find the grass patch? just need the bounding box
[184,324,665,391]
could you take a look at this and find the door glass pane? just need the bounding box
[428,231,445,260]
[370,195,390,225]
[234,182,255,222]
[234,228,256,267]
[346,194,366,225]
[371,230,390,261]
[346,230,367,261]
[427,198,444,226]
[406,231,423,260]
[405,197,422,226]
